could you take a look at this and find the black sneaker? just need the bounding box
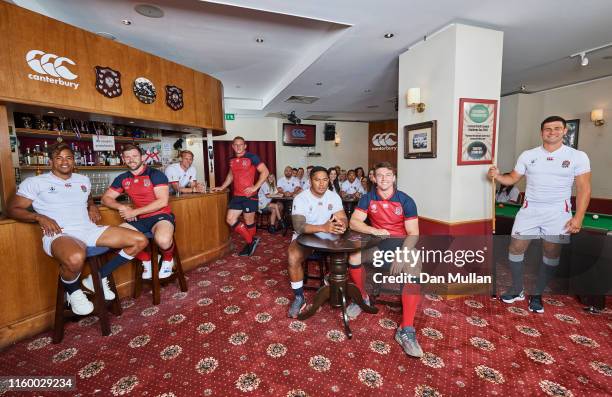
[238,243,251,256]
[248,237,261,256]
[500,290,525,304]
[528,295,544,313]
[268,225,277,234]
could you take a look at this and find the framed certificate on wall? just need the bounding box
[457,98,497,165]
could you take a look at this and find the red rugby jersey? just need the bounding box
[355,189,417,236]
[230,152,262,197]
[110,166,171,219]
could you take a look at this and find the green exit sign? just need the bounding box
[225,113,235,121]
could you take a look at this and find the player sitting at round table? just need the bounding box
[346,161,422,358]
[277,165,302,197]
[287,166,348,318]
[258,174,284,233]
[340,169,366,200]
[488,115,591,313]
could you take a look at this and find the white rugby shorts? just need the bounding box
[42,223,109,256]
[511,200,572,244]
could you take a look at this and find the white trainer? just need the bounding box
[142,260,152,280]
[82,275,116,300]
[67,290,94,315]
[160,259,174,279]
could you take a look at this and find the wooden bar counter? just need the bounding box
[0,191,229,348]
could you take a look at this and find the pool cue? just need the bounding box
[491,171,497,299]
[491,175,496,234]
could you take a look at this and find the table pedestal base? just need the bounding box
[298,252,378,338]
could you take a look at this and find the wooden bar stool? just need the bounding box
[133,232,188,305]
[53,247,122,344]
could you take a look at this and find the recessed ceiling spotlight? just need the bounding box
[580,52,589,66]
[255,37,264,43]
[122,19,132,25]
[315,82,322,86]
[384,33,394,38]
[129,121,135,124]
[97,32,116,40]
[364,89,371,93]
[135,4,164,18]
[47,110,55,114]
[235,85,241,88]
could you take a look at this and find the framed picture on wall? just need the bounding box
[457,98,497,165]
[404,120,437,159]
[564,119,580,149]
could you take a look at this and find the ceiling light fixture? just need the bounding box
[122,19,132,25]
[255,37,264,43]
[384,33,394,38]
[97,32,116,40]
[570,42,612,66]
[364,89,371,93]
[47,111,55,114]
[134,4,164,18]
[315,82,322,86]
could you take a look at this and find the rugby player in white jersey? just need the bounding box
[488,116,591,313]
[7,143,148,315]
[286,166,348,318]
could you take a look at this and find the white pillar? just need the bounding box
[397,24,503,233]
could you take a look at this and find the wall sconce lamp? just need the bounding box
[591,108,605,126]
[406,88,425,113]
[334,131,341,146]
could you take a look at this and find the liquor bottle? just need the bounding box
[74,143,82,166]
[43,141,49,164]
[87,147,94,166]
[24,147,32,165]
[34,144,43,165]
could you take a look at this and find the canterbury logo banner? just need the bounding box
[371,132,397,151]
[25,50,79,89]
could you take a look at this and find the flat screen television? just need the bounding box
[282,123,316,147]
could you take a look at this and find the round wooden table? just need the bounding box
[296,231,380,338]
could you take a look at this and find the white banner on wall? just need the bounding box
[92,135,115,151]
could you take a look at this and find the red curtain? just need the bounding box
[204,141,276,188]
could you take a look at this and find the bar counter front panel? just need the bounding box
[0,192,229,348]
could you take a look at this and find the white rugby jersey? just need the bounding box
[514,145,590,205]
[164,162,197,188]
[292,189,343,232]
[341,179,365,195]
[258,182,277,209]
[17,172,94,228]
[277,176,300,193]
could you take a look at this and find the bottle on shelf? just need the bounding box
[42,141,49,164]
[73,143,82,166]
[24,147,31,166]
[97,151,106,166]
[33,144,43,165]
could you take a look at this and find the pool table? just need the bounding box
[495,203,612,234]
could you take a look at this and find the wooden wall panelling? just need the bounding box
[368,119,398,170]
[0,2,226,133]
[0,106,16,207]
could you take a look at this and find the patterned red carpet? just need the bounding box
[1,232,610,396]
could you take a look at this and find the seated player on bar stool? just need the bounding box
[287,166,348,318]
[258,174,284,233]
[7,143,148,315]
[102,144,176,279]
[164,150,205,194]
[347,161,423,358]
